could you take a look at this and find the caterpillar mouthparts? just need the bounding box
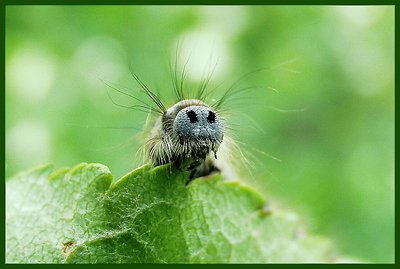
[146,99,224,179]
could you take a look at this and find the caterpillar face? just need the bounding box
[172,103,223,151]
[146,99,223,177]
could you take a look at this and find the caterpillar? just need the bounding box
[110,56,256,181]
[147,98,226,179]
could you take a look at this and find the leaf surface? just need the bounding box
[6,163,335,263]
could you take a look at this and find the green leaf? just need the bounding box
[6,163,337,263]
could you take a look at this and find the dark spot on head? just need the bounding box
[207,110,216,123]
[187,110,198,123]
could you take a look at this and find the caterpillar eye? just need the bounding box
[187,110,198,123]
[207,111,216,123]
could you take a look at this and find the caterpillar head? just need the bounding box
[146,99,224,170]
[163,99,223,162]
[173,104,223,150]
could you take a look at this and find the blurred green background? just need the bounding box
[5,6,394,263]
